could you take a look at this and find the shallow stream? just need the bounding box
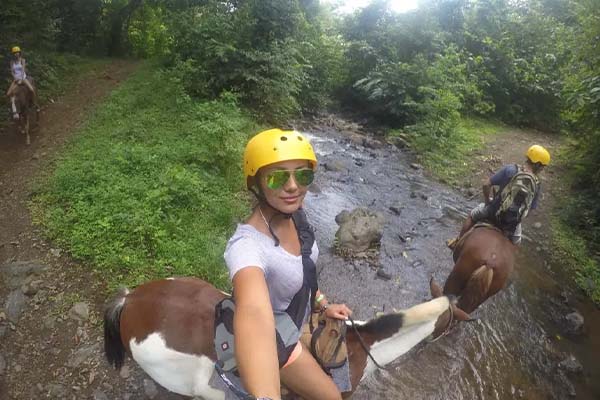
[301,125,600,400]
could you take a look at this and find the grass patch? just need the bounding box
[549,140,600,304]
[31,64,257,290]
[551,217,600,304]
[390,117,505,185]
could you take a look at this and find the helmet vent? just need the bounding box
[280,136,288,141]
[297,136,303,141]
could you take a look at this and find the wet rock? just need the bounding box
[387,136,410,149]
[363,137,383,149]
[389,204,402,216]
[67,344,97,368]
[533,222,542,229]
[308,183,321,194]
[144,379,158,399]
[558,355,583,375]
[376,269,392,280]
[5,289,27,323]
[564,311,584,335]
[335,208,385,253]
[323,160,345,172]
[69,302,90,322]
[410,163,422,170]
[0,354,6,375]
[349,133,365,147]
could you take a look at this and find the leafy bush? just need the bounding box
[32,65,257,289]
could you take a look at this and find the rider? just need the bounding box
[224,129,352,400]
[6,46,40,112]
[449,144,550,247]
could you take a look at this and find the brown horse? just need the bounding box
[431,225,515,336]
[104,277,453,399]
[9,80,36,145]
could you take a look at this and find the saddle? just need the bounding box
[300,312,348,371]
[450,222,502,256]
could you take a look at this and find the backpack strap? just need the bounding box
[292,208,318,311]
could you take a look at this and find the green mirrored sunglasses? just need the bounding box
[265,168,315,190]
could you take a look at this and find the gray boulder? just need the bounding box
[335,208,385,253]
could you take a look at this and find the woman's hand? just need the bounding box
[324,303,352,320]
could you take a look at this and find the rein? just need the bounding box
[348,316,390,371]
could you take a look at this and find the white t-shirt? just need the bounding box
[224,223,318,316]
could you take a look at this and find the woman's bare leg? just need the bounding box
[280,343,341,400]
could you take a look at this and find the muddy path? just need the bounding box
[0,60,185,400]
[1,62,598,400]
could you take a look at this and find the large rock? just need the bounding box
[564,311,585,335]
[335,208,385,253]
[5,290,27,323]
[0,261,48,290]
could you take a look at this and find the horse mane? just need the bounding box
[354,313,405,336]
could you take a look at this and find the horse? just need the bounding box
[430,224,515,336]
[9,80,36,145]
[104,277,456,399]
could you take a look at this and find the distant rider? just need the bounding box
[448,144,550,247]
[6,46,40,112]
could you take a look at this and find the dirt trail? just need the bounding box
[458,129,563,245]
[0,60,183,400]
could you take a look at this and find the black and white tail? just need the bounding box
[103,287,129,370]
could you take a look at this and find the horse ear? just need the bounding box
[452,305,471,321]
[430,277,443,298]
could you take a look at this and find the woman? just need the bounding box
[6,46,40,111]
[224,128,352,400]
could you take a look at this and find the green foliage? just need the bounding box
[551,217,600,305]
[395,116,505,186]
[32,65,256,289]
[164,0,344,121]
[128,4,172,58]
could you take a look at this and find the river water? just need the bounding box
[300,125,600,400]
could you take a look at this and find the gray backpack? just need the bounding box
[493,165,539,231]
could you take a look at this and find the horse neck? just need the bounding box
[347,313,416,371]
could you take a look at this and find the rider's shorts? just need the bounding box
[470,203,522,245]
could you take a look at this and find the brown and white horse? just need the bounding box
[104,277,453,399]
[9,81,35,145]
[431,224,515,336]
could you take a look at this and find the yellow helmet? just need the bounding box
[244,129,317,188]
[526,145,550,166]
[11,46,21,54]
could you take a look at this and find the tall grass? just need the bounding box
[31,64,257,289]
[389,117,506,185]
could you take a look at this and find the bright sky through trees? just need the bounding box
[325,0,419,14]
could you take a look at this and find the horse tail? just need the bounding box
[104,287,129,370]
[458,264,493,314]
